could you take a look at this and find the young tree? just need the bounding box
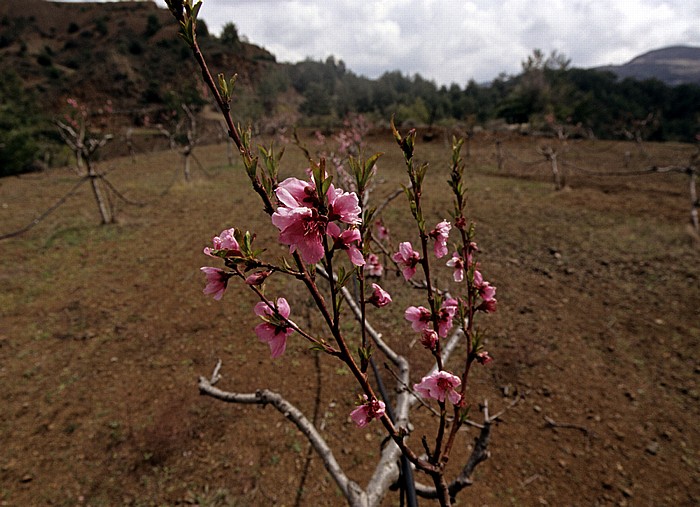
[165,2,511,505]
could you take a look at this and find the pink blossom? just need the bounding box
[366,253,384,277]
[476,351,493,365]
[272,177,362,264]
[429,220,451,258]
[327,222,365,266]
[436,298,458,337]
[245,270,271,286]
[420,329,439,350]
[276,177,318,209]
[368,283,391,307]
[405,305,432,333]
[446,253,465,282]
[254,298,294,358]
[413,370,462,405]
[327,184,362,225]
[271,206,326,264]
[203,228,241,257]
[392,242,420,280]
[477,298,497,313]
[375,219,390,241]
[200,267,230,300]
[349,395,386,428]
[473,270,496,301]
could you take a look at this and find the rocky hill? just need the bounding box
[596,46,700,86]
[0,0,278,122]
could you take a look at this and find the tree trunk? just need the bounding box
[87,161,111,224]
[183,152,191,182]
[689,169,699,233]
[550,154,561,190]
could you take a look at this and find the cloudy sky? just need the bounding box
[72,1,700,86]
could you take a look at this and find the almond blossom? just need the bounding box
[327,184,362,225]
[368,283,391,307]
[436,298,458,337]
[349,395,386,428]
[271,206,326,264]
[271,177,362,264]
[405,305,432,333]
[392,242,420,280]
[254,297,294,358]
[374,219,390,241]
[446,253,465,282]
[203,227,241,257]
[366,253,384,277]
[419,329,439,350]
[473,270,496,301]
[428,220,451,258]
[476,351,493,365]
[413,370,462,405]
[328,222,365,266]
[201,267,230,300]
[245,270,271,286]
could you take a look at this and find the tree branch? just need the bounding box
[198,365,368,506]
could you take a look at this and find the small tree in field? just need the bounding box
[56,98,115,224]
[166,2,513,505]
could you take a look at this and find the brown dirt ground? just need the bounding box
[1,134,698,506]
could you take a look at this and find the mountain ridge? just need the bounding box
[594,45,700,86]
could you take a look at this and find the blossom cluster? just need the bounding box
[271,176,362,264]
[199,155,497,430]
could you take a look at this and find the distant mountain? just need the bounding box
[595,46,700,86]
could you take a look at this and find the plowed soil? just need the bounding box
[1,133,698,506]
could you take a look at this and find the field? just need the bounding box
[1,132,698,506]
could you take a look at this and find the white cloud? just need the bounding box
[148,1,700,85]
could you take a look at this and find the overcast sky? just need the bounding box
[70,0,700,86]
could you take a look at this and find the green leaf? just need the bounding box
[320,175,333,197]
[191,1,202,20]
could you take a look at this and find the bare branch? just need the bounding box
[198,370,368,506]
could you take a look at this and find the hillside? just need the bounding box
[596,46,700,86]
[0,0,278,119]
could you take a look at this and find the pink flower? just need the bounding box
[392,242,420,280]
[327,184,362,225]
[420,329,439,350]
[429,220,451,258]
[375,219,390,241]
[201,267,230,300]
[275,177,318,208]
[413,371,462,405]
[271,206,326,264]
[349,395,386,428]
[368,283,391,307]
[204,228,241,257]
[436,298,458,337]
[366,253,384,277]
[476,351,493,365]
[405,305,432,333]
[245,270,271,286]
[473,270,496,301]
[271,177,362,265]
[254,298,294,358]
[477,298,497,313]
[446,253,465,282]
[327,222,365,266]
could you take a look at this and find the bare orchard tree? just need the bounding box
[537,144,565,190]
[56,99,115,224]
[157,103,201,181]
